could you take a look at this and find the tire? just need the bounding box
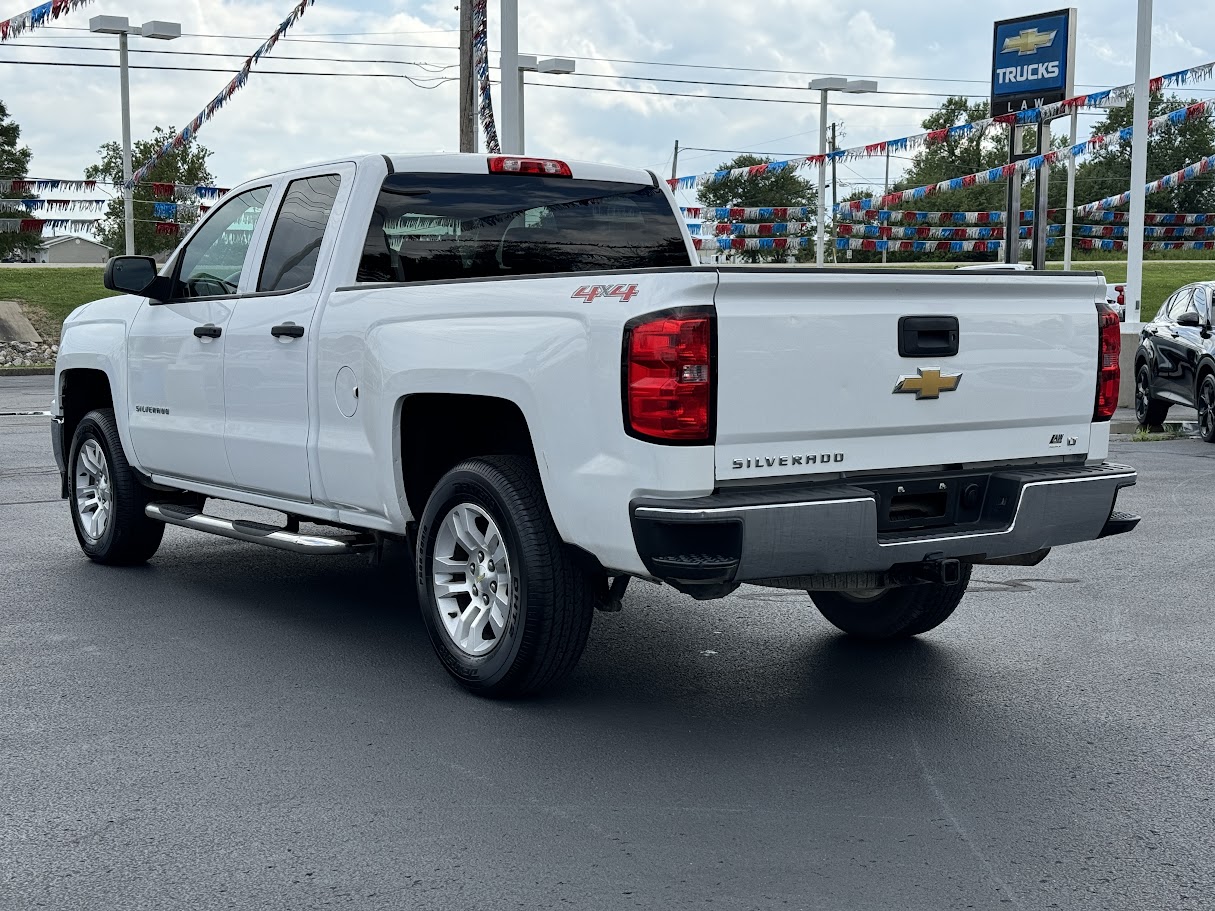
[67,408,164,565]
[1135,364,1170,427]
[810,564,972,640]
[1198,374,1215,443]
[414,455,596,697]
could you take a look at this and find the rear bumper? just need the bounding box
[630,463,1138,585]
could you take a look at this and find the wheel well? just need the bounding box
[399,394,537,519]
[60,369,113,448]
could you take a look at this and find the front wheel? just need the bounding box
[1198,374,1215,443]
[414,455,596,697]
[68,408,164,565]
[809,564,972,639]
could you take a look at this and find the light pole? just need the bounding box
[89,15,181,256]
[809,77,877,267]
[514,55,575,154]
[496,1,574,154]
[1126,0,1153,325]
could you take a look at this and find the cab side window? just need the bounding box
[1166,289,1195,322]
[174,187,270,299]
[257,174,343,293]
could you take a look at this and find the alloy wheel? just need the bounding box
[431,502,512,657]
[74,438,113,543]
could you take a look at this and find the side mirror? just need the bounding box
[1176,310,1201,328]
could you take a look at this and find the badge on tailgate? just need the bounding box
[892,367,962,400]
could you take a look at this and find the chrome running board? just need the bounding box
[145,503,374,556]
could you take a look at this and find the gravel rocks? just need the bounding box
[0,340,57,367]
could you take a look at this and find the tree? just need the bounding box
[696,154,818,262]
[85,126,216,256]
[892,97,1013,213]
[1076,92,1215,213]
[0,99,39,260]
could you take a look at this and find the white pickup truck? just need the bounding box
[51,152,1137,696]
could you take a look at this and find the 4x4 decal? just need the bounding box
[571,284,639,304]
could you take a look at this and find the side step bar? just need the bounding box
[145,503,375,556]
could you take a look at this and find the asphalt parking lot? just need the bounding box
[2,373,1212,911]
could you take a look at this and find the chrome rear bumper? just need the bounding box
[630,463,1137,585]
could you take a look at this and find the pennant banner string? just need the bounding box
[125,0,318,189]
[0,0,94,43]
[836,99,1215,215]
[670,60,1215,192]
[472,0,500,154]
[1077,152,1215,214]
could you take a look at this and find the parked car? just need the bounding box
[51,152,1138,696]
[1134,281,1215,440]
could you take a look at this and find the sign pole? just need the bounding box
[1032,120,1051,270]
[1063,105,1077,269]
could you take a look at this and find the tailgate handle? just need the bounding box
[899,316,959,358]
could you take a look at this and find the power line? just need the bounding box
[0,58,457,88]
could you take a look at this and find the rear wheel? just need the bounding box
[68,408,164,565]
[810,564,972,639]
[1198,374,1215,443]
[414,455,596,697]
[1135,364,1170,427]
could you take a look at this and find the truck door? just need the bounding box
[126,185,272,485]
[222,169,349,501]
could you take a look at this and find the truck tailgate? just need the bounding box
[712,269,1104,481]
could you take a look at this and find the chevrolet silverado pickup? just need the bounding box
[51,152,1138,696]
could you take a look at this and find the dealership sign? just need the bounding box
[991,8,1076,117]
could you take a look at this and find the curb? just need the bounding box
[1111,420,1199,435]
[0,366,54,377]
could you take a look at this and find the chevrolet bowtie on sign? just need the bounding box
[893,368,962,400]
[1002,27,1057,56]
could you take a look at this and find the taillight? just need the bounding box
[1095,303,1121,421]
[1115,284,1125,306]
[487,156,572,177]
[624,313,713,443]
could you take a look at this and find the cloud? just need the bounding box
[0,0,1207,214]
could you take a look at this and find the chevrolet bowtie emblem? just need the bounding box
[1003,27,1057,56]
[893,368,962,399]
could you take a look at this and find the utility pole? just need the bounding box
[671,139,680,181]
[458,0,475,153]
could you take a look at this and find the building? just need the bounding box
[35,236,111,264]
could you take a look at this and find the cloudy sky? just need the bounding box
[1,0,1210,207]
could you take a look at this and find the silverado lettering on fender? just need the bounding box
[50,153,1139,697]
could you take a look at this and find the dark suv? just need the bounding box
[1135,281,1215,440]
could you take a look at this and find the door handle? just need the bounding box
[193,325,222,338]
[271,324,305,339]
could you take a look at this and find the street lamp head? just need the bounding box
[809,76,849,91]
[89,14,131,34]
[842,79,878,94]
[140,21,182,40]
[536,57,575,75]
[808,76,879,94]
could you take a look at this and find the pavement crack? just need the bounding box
[908,722,1028,911]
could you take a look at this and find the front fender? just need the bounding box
[56,316,136,464]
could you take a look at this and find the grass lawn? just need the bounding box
[1,258,1212,341]
[0,267,114,341]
